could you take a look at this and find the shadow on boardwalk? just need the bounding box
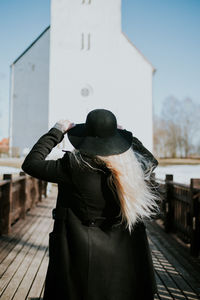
[0,185,200,300]
[146,221,200,299]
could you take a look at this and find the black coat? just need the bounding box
[22,127,158,300]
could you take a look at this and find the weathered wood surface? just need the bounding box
[147,220,200,299]
[0,173,47,235]
[155,175,200,257]
[0,186,200,300]
[0,186,54,300]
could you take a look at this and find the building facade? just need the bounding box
[10,0,155,157]
[10,27,50,157]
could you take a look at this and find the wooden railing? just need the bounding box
[0,172,47,235]
[1,170,199,256]
[154,174,200,257]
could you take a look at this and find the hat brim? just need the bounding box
[67,123,133,156]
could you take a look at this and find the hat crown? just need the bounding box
[67,108,133,156]
[86,109,117,138]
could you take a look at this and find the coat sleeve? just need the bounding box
[131,136,158,173]
[21,127,70,183]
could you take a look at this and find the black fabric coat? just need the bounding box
[22,127,159,300]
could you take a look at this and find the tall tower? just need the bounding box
[49,0,154,150]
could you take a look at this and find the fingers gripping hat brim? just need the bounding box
[67,123,133,156]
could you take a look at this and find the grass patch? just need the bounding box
[158,158,200,166]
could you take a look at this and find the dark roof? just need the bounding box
[12,25,50,65]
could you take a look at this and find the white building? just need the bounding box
[10,0,155,157]
[10,27,50,157]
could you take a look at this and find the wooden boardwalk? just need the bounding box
[0,186,200,300]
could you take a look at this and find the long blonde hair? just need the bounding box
[70,148,160,233]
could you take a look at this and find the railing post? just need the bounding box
[35,178,40,205]
[190,178,200,257]
[19,171,26,218]
[164,174,174,232]
[40,181,48,199]
[44,181,48,198]
[38,180,43,202]
[1,174,13,234]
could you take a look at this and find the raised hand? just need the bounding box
[53,119,75,134]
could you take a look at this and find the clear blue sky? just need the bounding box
[0,0,200,139]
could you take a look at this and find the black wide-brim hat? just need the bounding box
[67,109,133,156]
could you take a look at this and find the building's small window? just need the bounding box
[81,33,91,50]
[88,34,91,50]
[82,0,91,4]
[81,33,84,50]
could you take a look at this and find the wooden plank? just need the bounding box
[40,286,45,298]
[0,216,42,281]
[0,218,28,249]
[0,196,53,252]
[147,221,200,298]
[152,220,200,281]
[0,218,46,299]
[0,199,54,265]
[151,245,192,299]
[0,211,52,299]
[154,270,172,299]
[0,187,56,299]
[0,203,49,279]
[11,222,52,300]
[0,200,54,298]
[39,286,45,300]
[0,211,40,263]
[27,248,49,299]
[151,249,185,299]
[149,233,199,300]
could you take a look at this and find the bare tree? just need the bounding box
[153,96,200,158]
[178,98,200,156]
[153,115,169,157]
